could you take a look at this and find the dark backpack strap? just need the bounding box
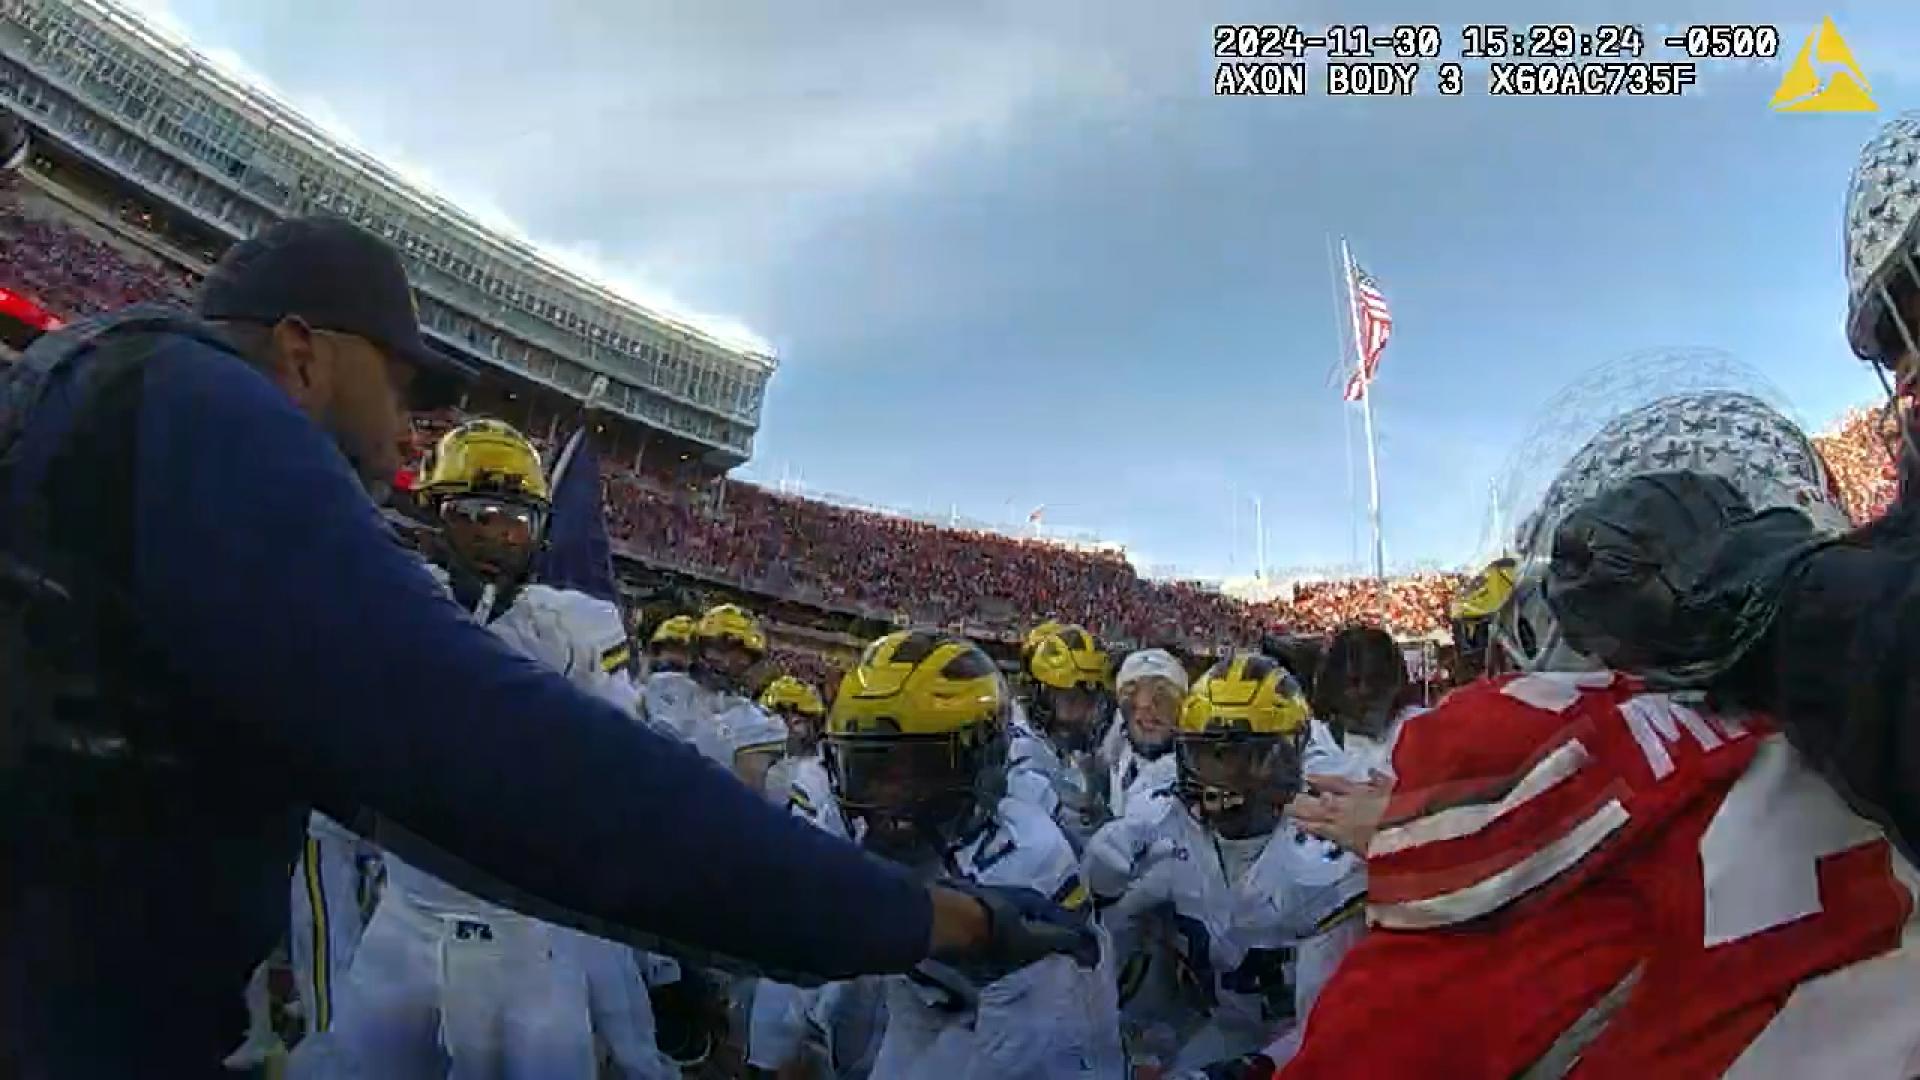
[0,309,232,770]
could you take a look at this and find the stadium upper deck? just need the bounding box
[0,0,771,467]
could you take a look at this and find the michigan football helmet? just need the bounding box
[1021,620,1067,663]
[1176,652,1310,839]
[416,419,550,595]
[1025,625,1112,753]
[693,603,765,690]
[825,631,1009,862]
[647,614,696,674]
[650,615,696,650]
[760,675,827,756]
[1448,558,1517,683]
[696,604,767,655]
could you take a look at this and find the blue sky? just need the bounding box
[128,0,1919,579]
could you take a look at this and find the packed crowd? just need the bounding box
[1811,405,1900,524]
[592,473,1474,644]
[3,190,1904,654]
[0,198,190,318]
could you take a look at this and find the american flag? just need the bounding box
[1342,262,1394,402]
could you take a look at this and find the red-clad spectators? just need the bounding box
[1813,406,1899,525]
[18,185,1903,653]
[0,201,190,317]
[765,646,846,702]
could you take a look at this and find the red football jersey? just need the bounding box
[1284,671,1920,1079]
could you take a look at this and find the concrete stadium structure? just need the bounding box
[0,0,772,469]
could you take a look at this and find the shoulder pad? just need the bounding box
[714,701,785,753]
[1384,676,1593,811]
[537,587,630,673]
[1275,822,1359,888]
[971,797,1085,908]
[1366,673,1745,931]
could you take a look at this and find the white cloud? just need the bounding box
[110,0,1167,358]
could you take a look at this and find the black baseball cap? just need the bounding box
[197,215,470,408]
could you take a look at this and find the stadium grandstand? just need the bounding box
[0,0,772,470]
[0,0,1900,696]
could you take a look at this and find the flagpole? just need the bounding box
[1253,494,1266,581]
[1341,237,1386,580]
[1326,234,1359,572]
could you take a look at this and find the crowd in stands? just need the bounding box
[4,185,1908,657]
[1812,406,1900,525]
[0,197,190,318]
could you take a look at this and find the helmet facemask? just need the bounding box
[826,719,1005,866]
[1030,682,1108,755]
[648,642,691,674]
[694,636,758,693]
[1859,252,1920,492]
[1175,730,1300,840]
[437,493,546,595]
[775,704,823,757]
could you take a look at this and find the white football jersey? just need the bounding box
[640,670,710,742]
[749,752,876,1075]
[694,696,785,771]
[387,574,637,917]
[872,797,1124,1079]
[1007,712,1113,851]
[777,753,850,840]
[1098,791,1366,1068]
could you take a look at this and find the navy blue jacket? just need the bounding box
[0,321,929,1074]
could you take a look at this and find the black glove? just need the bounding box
[1196,1052,1278,1080]
[647,966,724,1066]
[936,879,1100,980]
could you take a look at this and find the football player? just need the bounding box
[758,675,841,830]
[1445,557,1517,685]
[1096,648,1186,820]
[1090,653,1366,1075]
[1008,624,1116,849]
[824,630,1122,1077]
[648,603,769,752]
[748,675,886,1079]
[1284,393,1920,1078]
[293,419,671,1079]
[644,614,695,677]
[1308,625,1424,780]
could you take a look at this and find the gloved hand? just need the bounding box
[934,879,1100,980]
[647,965,726,1066]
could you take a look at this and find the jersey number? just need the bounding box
[1170,911,1295,1019]
[1698,737,1902,948]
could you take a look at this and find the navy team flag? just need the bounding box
[536,422,619,605]
[536,418,641,678]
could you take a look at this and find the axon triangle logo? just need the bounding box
[1771,17,1876,113]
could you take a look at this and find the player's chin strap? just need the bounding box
[441,551,526,625]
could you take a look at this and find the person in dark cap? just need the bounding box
[194,215,471,498]
[0,217,1092,1075]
